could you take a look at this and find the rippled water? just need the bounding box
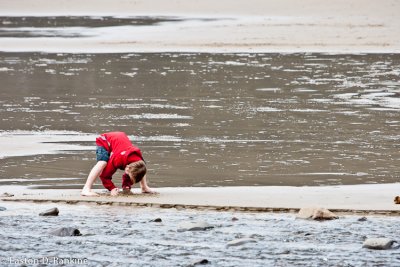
[0,52,399,189]
[0,202,399,267]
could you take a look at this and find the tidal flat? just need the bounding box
[0,52,399,189]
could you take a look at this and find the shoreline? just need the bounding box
[1,48,399,55]
[2,183,400,215]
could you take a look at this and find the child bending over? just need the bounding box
[81,131,155,197]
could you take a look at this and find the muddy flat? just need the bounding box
[1,53,399,189]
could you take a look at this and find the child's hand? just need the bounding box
[110,188,119,196]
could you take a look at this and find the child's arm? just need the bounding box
[121,173,133,190]
[81,161,107,196]
[99,163,119,195]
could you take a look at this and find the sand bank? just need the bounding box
[0,0,399,53]
[0,131,94,159]
[2,184,400,214]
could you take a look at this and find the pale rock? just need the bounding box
[363,238,398,250]
[226,237,257,247]
[49,227,81,237]
[297,207,338,220]
[177,221,214,232]
[39,207,59,216]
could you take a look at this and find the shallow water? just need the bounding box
[0,52,400,189]
[0,202,399,267]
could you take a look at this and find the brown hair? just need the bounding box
[126,160,147,184]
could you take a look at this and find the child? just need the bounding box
[81,131,155,197]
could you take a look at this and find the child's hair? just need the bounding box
[126,160,147,184]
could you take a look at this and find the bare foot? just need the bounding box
[141,188,158,194]
[81,190,99,197]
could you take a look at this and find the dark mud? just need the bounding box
[0,16,217,38]
[0,16,182,29]
[0,52,399,188]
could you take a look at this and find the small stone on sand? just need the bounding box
[226,237,257,247]
[363,238,397,250]
[49,227,81,237]
[188,259,210,266]
[39,207,59,216]
[296,207,338,220]
[177,221,214,232]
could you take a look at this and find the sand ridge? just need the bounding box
[2,184,400,215]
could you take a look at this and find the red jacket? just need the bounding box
[96,132,143,191]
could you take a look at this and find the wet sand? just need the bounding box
[2,184,400,213]
[1,53,399,190]
[0,0,399,53]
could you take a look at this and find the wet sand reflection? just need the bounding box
[0,52,399,188]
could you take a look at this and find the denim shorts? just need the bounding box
[96,146,110,162]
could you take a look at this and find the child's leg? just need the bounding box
[140,175,157,194]
[81,161,107,196]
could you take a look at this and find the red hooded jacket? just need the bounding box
[96,132,143,191]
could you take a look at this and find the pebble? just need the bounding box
[363,238,398,250]
[296,207,338,220]
[187,259,210,266]
[1,192,14,198]
[49,227,81,237]
[150,218,162,222]
[39,207,59,216]
[358,217,368,222]
[177,221,214,232]
[231,217,239,221]
[0,207,6,211]
[226,237,257,247]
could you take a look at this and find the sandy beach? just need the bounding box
[2,184,400,214]
[0,0,399,53]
